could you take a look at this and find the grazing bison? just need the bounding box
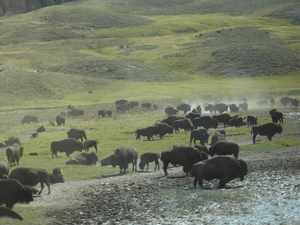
[0,158,9,178]
[174,118,193,133]
[66,152,98,165]
[161,146,208,176]
[269,109,283,125]
[210,130,226,146]
[36,125,45,132]
[83,140,99,153]
[238,102,248,111]
[116,103,130,113]
[139,152,160,171]
[4,137,21,148]
[244,115,257,127]
[165,106,178,116]
[192,116,218,130]
[51,138,85,158]
[228,116,244,127]
[31,132,38,138]
[110,147,138,173]
[56,115,65,126]
[229,104,239,113]
[135,126,155,141]
[185,112,201,121]
[9,167,51,195]
[280,96,293,107]
[21,115,38,124]
[127,101,139,109]
[115,99,128,106]
[161,115,184,128]
[67,108,84,117]
[176,103,191,114]
[152,123,173,139]
[67,128,87,141]
[209,141,239,158]
[98,110,106,118]
[0,178,34,209]
[49,168,65,184]
[106,110,113,117]
[141,103,152,109]
[6,143,24,167]
[191,155,248,188]
[190,128,210,146]
[0,206,24,220]
[212,113,231,127]
[252,123,283,144]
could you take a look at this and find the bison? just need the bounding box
[116,104,130,113]
[115,99,128,106]
[110,147,138,173]
[214,103,228,114]
[280,96,293,107]
[0,158,9,178]
[174,118,193,133]
[51,138,85,158]
[67,108,84,117]
[160,115,184,128]
[6,143,24,167]
[66,152,98,165]
[98,110,106,118]
[141,103,152,109]
[164,106,178,116]
[212,113,231,127]
[152,123,173,139]
[185,112,201,121]
[210,130,226,146]
[229,104,239,113]
[21,115,38,124]
[9,167,51,195]
[36,125,45,132]
[192,116,218,130]
[161,146,208,177]
[0,178,34,209]
[191,155,248,188]
[139,152,160,171]
[4,137,21,147]
[106,110,113,117]
[209,141,239,158]
[31,132,38,138]
[0,206,24,220]
[135,126,155,141]
[238,102,248,111]
[49,168,65,184]
[269,109,283,125]
[244,115,257,127]
[56,115,65,126]
[252,123,283,144]
[127,101,139,109]
[83,140,99,153]
[291,98,299,107]
[190,128,210,146]
[228,116,245,127]
[176,103,191,114]
[67,128,87,142]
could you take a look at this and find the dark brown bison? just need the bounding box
[191,155,248,188]
[192,116,218,130]
[36,125,45,132]
[127,101,139,109]
[6,143,24,167]
[4,136,21,146]
[152,123,173,139]
[209,141,239,158]
[0,178,34,209]
[141,103,152,109]
[161,115,184,128]
[252,123,283,144]
[83,140,99,153]
[174,118,193,133]
[98,110,106,118]
[229,104,239,113]
[110,147,138,173]
[135,126,155,141]
[176,103,191,114]
[291,98,299,107]
[185,112,201,121]
[212,113,231,127]
[244,115,257,127]
[51,138,85,158]
[0,206,24,220]
[228,116,245,127]
[269,109,283,125]
[238,102,248,111]
[21,115,38,124]
[49,168,65,184]
[67,104,74,110]
[116,103,130,113]
[67,108,84,117]
[9,167,51,195]
[0,142,6,148]
[106,110,112,117]
[56,115,65,126]
[204,104,215,114]
[139,152,160,171]
[66,152,98,165]
[115,99,128,106]
[161,146,208,176]
[210,130,226,146]
[190,128,210,146]
[165,106,178,116]
[280,96,293,107]
[67,128,87,141]
[214,103,228,114]
[0,158,9,178]
[31,132,38,138]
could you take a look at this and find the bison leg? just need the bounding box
[218,179,228,188]
[252,133,257,144]
[146,163,149,171]
[38,182,44,195]
[163,162,169,176]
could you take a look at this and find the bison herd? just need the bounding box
[0,96,298,220]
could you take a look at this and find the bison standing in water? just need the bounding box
[139,152,160,171]
[191,155,248,188]
[110,147,138,173]
[252,123,283,144]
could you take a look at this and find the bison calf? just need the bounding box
[209,141,240,158]
[83,140,99,153]
[139,152,160,171]
[191,155,248,188]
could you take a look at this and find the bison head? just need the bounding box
[236,159,248,181]
[276,124,283,134]
[110,154,119,167]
